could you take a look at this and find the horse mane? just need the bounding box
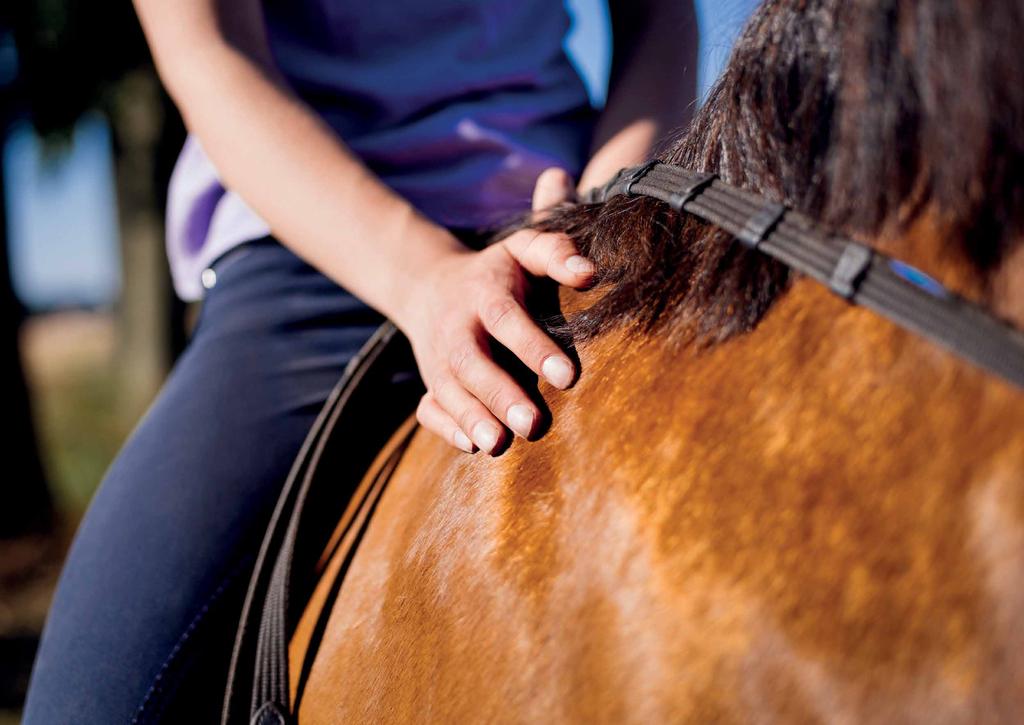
[536,0,1024,348]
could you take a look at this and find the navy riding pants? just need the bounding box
[23,237,386,723]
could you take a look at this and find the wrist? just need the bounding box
[385,217,470,334]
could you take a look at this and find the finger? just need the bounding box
[417,393,475,453]
[446,337,541,440]
[503,229,594,287]
[479,294,576,390]
[532,167,578,215]
[431,372,507,455]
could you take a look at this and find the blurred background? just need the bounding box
[0,0,757,719]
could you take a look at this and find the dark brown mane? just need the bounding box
[537,0,1024,348]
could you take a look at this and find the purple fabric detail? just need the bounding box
[165,0,595,301]
[183,179,224,256]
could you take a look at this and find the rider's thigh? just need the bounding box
[22,238,383,724]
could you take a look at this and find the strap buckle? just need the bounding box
[737,201,787,250]
[669,172,718,211]
[829,242,873,300]
[622,160,660,196]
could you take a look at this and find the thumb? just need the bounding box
[531,167,578,215]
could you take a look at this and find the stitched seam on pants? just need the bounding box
[130,554,254,724]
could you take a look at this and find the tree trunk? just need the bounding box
[0,116,54,538]
[109,69,172,421]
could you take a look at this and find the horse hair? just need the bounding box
[533,0,1024,348]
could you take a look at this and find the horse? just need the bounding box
[276,0,1024,721]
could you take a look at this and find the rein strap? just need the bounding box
[588,162,1024,390]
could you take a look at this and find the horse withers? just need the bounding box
[286,0,1024,721]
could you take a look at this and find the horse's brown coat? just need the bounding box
[289,0,1024,715]
[290,265,1024,722]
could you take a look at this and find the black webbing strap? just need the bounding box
[222,322,422,725]
[588,162,1024,390]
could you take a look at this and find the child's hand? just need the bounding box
[400,168,593,454]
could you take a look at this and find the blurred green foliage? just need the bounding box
[33,343,128,514]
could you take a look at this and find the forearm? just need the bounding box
[138,9,462,325]
[578,0,699,191]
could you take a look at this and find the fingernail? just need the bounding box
[507,404,536,438]
[453,430,475,453]
[565,255,594,275]
[472,422,501,454]
[541,356,574,389]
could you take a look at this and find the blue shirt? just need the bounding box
[166,0,596,300]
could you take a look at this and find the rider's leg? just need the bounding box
[22,237,384,724]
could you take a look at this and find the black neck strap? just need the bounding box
[587,161,1024,390]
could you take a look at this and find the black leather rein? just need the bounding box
[587,161,1024,390]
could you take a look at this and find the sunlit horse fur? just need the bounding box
[290,0,1024,721]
